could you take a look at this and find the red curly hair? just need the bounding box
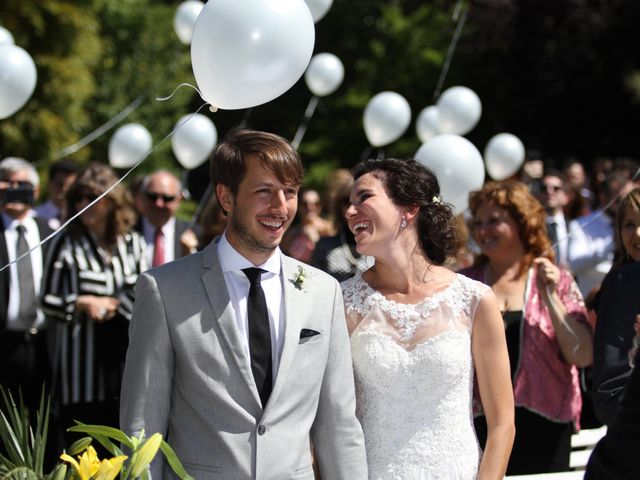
[468,181,554,274]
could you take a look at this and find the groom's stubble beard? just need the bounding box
[228,198,290,257]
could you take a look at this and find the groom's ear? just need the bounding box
[217,183,233,215]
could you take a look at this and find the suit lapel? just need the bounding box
[265,255,305,411]
[0,220,8,325]
[200,241,261,406]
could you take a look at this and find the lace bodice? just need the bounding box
[342,272,489,480]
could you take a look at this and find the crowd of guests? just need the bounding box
[0,148,638,476]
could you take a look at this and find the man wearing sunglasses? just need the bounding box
[538,168,571,268]
[135,170,200,268]
[0,157,54,413]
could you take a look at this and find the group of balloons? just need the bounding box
[0,26,37,120]
[363,85,526,213]
[108,114,218,171]
[108,0,342,172]
[3,0,527,216]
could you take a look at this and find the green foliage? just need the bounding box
[0,387,67,480]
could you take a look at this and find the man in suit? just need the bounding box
[538,169,571,268]
[135,170,199,268]
[592,261,640,426]
[586,262,640,479]
[0,157,54,411]
[120,130,367,479]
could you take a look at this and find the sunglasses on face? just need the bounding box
[542,184,563,193]
[145,192,177,203]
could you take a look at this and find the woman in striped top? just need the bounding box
[41,163,146,438]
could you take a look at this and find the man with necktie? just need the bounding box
[121,129,367,479]
[538,169,571,268]
[0,157,53,411]
[134,170,200,268]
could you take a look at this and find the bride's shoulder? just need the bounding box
[454,272,491,296]
[340,271,376,313]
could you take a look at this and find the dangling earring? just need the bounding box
[400,217,407,229]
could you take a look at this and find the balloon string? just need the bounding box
[156,82,205,103]
[359,145,372,163]
[0,103,210,274]
[544,166,640,259]
[291,95,319,149]
[432,3,469,102]
[238,107,254,128]
[52,95,146,160]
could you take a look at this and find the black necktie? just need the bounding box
[16,224,37,326]
[242,268,273,407]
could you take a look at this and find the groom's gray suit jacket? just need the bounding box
[120,240,367,479]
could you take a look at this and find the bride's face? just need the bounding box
[345,172,405,257]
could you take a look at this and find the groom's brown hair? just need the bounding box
[210,129,304,204]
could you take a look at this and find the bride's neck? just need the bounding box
[365,251,435,294]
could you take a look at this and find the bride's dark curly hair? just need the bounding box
[351,158,457,265]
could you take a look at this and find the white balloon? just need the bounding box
[415,134,485,214]
[0,27,15,46]
[304,53,344,97]
[191,0,315,110]
[436,86,482,135]
[304,0,333,22]
[108,123,152,169]
[484,133,525,181]
[415,106,440,143]
[363,91,412,147]
[0,45,37,120]
[171,114,218,170]
[174,1,204,45]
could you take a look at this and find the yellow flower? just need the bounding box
[61,445,127,480]
[94,455,128,480]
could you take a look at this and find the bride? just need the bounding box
[341,158,514,479]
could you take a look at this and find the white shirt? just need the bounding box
[568,210,614,297]
[2,212,45,331]
[217,233,286,379]
[547,212,569,267]
[142,216,176,268]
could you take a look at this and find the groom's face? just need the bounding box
[218,154,299,264]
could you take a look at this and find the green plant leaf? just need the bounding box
[1,466,39,480]
[159,440,194,480]
[67,424,133,449]
[44,463,68,480]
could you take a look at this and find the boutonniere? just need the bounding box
[290,266,309,291]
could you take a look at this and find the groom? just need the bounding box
[120,129,367,479]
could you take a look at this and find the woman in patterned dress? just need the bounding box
[41,163,146,443]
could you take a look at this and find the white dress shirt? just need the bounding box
[2,212,45,331]
[547,212,569,268]
[568,210,614,297]
[217,233,286,379]
[142,216,176,267]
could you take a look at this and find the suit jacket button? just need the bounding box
[257,425,266,435]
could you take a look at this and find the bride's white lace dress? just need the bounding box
[342,272,489,480]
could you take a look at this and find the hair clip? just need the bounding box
[432,195,441,204]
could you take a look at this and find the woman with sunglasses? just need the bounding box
[461,181,593,475]
[41,163,146,444]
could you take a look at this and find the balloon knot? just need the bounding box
[209,105,218,113]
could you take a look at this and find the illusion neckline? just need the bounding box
[354,271,461,308]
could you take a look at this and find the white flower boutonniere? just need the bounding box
[290,266,309,291]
